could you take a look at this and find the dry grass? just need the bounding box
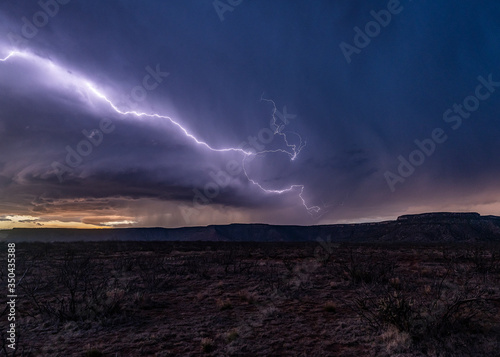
[216,298,233,311]
[0,241,498,356]
[226,328,239,342]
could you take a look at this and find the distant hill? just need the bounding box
[1,212,500,243]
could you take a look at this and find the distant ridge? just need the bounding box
[397,212,481,221]
[1,212,499,243]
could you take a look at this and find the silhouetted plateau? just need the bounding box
[2,212,500,243]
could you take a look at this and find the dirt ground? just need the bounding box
[1,241,500,356]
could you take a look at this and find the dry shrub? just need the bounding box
[323,301,337,313]
[380,325,411,355]
[226,328,239,342]
[351,260,500,355]
[216,298,232,311]
[201,338,215,353]
[238,289,257,304]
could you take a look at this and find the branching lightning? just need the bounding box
[1,49,321,214]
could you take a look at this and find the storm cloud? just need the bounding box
[0,0,499,228]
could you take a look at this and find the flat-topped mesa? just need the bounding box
[397,212,481,221]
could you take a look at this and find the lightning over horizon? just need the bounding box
[1,0,499,230]
[3,2,500,354]
[0,48,321,215]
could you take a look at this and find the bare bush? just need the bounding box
[351,259,500,354]
[341,249,396,285]
[19,251,125,323]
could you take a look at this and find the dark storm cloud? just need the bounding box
[0,0,499,227]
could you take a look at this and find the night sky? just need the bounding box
[1,0,499,229]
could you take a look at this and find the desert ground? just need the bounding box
[1,241,500,356]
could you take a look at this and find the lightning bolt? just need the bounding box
[262,96,306,161]
[86,83,252,155]
[1,49,321,214]
[0,51,20,61]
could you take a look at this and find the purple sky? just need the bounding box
[0,0,499,229]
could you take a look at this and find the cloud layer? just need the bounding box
[0,0,499,228]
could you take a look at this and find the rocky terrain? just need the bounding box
[1,240,500,356]
[1,213,500,356]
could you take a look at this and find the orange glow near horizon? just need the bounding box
[0,201,499,230]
